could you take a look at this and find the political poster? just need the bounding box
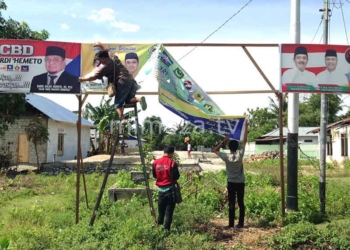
[281,44,350,94]
[80,43,156,93]
[0,39,81,94]
[137,44,247,141]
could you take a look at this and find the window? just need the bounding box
[341,133,348,157]
[327,141,333,156]
[57,134,64,156]
[304,139,313,143]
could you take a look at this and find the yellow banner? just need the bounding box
[81,43,156,93]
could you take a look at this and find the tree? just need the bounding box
[245,107,277,141]
[268,94,288,127]
[84,96,138,153]
[299,94,343,126]
[24,117,49,169]
[141,116,168,150]
[0,1,50,136]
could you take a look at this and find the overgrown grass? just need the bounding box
[0,165,350,249]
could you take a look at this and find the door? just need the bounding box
[18,134,29,163]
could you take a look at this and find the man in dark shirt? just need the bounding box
[79,50,147,122]
[152,146,180,231]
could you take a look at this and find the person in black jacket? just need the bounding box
[30,46,80,93]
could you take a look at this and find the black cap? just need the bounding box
[294,46,308,57]
[46,46,65,58]
[325,49,337,57]
[125,52,139,61]
[94,50,109,60]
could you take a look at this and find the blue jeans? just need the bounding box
[157,190,176,230]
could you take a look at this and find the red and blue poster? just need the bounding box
[0,40,81,94]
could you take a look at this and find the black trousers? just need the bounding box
[227,182,245,227]
[157,190,176,230]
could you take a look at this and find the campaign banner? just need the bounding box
[281,44,350,94]
[80,43,156,93]
[138,44,247,141]
[0,39,81,94]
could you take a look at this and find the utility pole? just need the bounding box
[319,0,329,216]
[287,0,300,211]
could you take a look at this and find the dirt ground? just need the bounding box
[206,218,280,249]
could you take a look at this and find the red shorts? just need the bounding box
[187,150,191,153]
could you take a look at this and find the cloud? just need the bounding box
[87,8,116,23]
[60,23,70,30]
[87,8,140,33]
[71,13,77,18]
[110,21,140,32]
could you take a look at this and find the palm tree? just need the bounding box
[268,94,288,127]
[85,96,138,153]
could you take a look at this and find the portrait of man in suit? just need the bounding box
[30,46,80,93]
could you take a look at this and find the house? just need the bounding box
[120,135,146,149]
[308,117,350,163]
[254,127,319,158]
[0,94,95,165]
[256,127,319,145]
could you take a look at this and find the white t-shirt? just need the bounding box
[282,68,317,87]
[187,144,191,151]
[317,70,349,86]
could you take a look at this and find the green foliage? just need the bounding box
[0,2,49,40]
[1,164,350,249]
[0,1,50,137]
[141,116,168,149]
[0,237,9,249]
[25,117,50,168]
[245,107,277,141]
[343,159,350,170]
[269,220,350,250]
[299,94,343,126]
[0,94,26,137]
[24,117,49,145]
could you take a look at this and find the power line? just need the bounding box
[311,18,323,43]
[339,0,349,44]
[177,0,253,61]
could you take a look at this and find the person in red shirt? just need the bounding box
[152,146,180,231]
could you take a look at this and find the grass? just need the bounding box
[0,164,350,249]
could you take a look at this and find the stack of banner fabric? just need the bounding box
[135,44,247,141]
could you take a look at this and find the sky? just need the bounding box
[3,0,350,129]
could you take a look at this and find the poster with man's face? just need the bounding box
[80,44,156,94]
[281,44,350,94]
[0,39,81,94]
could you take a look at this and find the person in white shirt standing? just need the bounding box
[317,49,349,86]
[282,46,317,87]
[187,141,192,159]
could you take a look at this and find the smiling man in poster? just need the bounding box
[30,46,80,93]
[282,46,317,87]
[317,49,349,86]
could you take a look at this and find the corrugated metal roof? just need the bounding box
[308,117,350,134]
[26,94,95,128]
[261,127,319,137]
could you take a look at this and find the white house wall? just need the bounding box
[326,126,350,163]
[47,119,91,162]
[299,136,318,144]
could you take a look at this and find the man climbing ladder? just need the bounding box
[79,45,147,121]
